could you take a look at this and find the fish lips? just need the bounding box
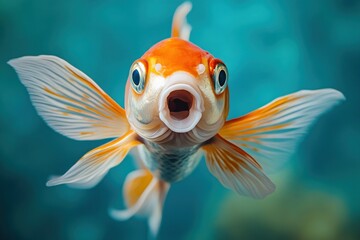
[159,82,204,133]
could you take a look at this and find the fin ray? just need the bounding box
[9,55,129,140]
[171,2,192,40]
[203,135,275,199]
[220,89,345,172]
[46,131,140,188]
[110,169,169,237]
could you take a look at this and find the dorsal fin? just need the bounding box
[171,2,192,41]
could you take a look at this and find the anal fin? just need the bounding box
[110,169,169,237]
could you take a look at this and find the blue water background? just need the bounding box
[0,0,359,239]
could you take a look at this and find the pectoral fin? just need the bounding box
[9,55,129,140]
[205,89,344,198]
[202,135,275,199]
[219,89,345,172]
[47,131,141,188]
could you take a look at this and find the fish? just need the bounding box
[8,1,344,237]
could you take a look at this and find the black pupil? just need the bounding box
[218,69,227,87]
[132,69,140,86]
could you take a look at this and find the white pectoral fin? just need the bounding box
[110,169,169,237]
[47,131,141,188]
[220,89,345,172]
[171,2,192,40]
[202,135,275,199]
[8,55,129,140]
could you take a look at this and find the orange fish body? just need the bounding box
[9,2,344,237]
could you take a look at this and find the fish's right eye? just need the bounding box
[130,60,147,93]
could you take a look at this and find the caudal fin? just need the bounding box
[110,169,169,237]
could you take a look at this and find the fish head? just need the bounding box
[125,38,229,143]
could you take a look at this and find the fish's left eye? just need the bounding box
[129,60,147,93]
[210,60,228,95]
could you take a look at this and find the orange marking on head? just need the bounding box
[142,38,212,77]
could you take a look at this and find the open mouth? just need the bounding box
[167,90,193,120]
[159,83,203,133]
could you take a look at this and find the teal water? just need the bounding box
[1,0,359,239]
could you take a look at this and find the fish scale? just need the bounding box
[142,140,201,183]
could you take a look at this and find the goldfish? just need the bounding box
[9,2,344,237]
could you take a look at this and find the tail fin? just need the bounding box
[110,169,169,237]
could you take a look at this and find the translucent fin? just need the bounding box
[110,169,169,237]
[130,145,147,169]
[202,135,275,199]
[220,89,345,172]
[171,2,192,40]
[46,131,140,188]
[8,55,129,140]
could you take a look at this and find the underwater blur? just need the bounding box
[1,0,359,239]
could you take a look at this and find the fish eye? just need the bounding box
[130,60,147,93]
[210,60,228,95]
